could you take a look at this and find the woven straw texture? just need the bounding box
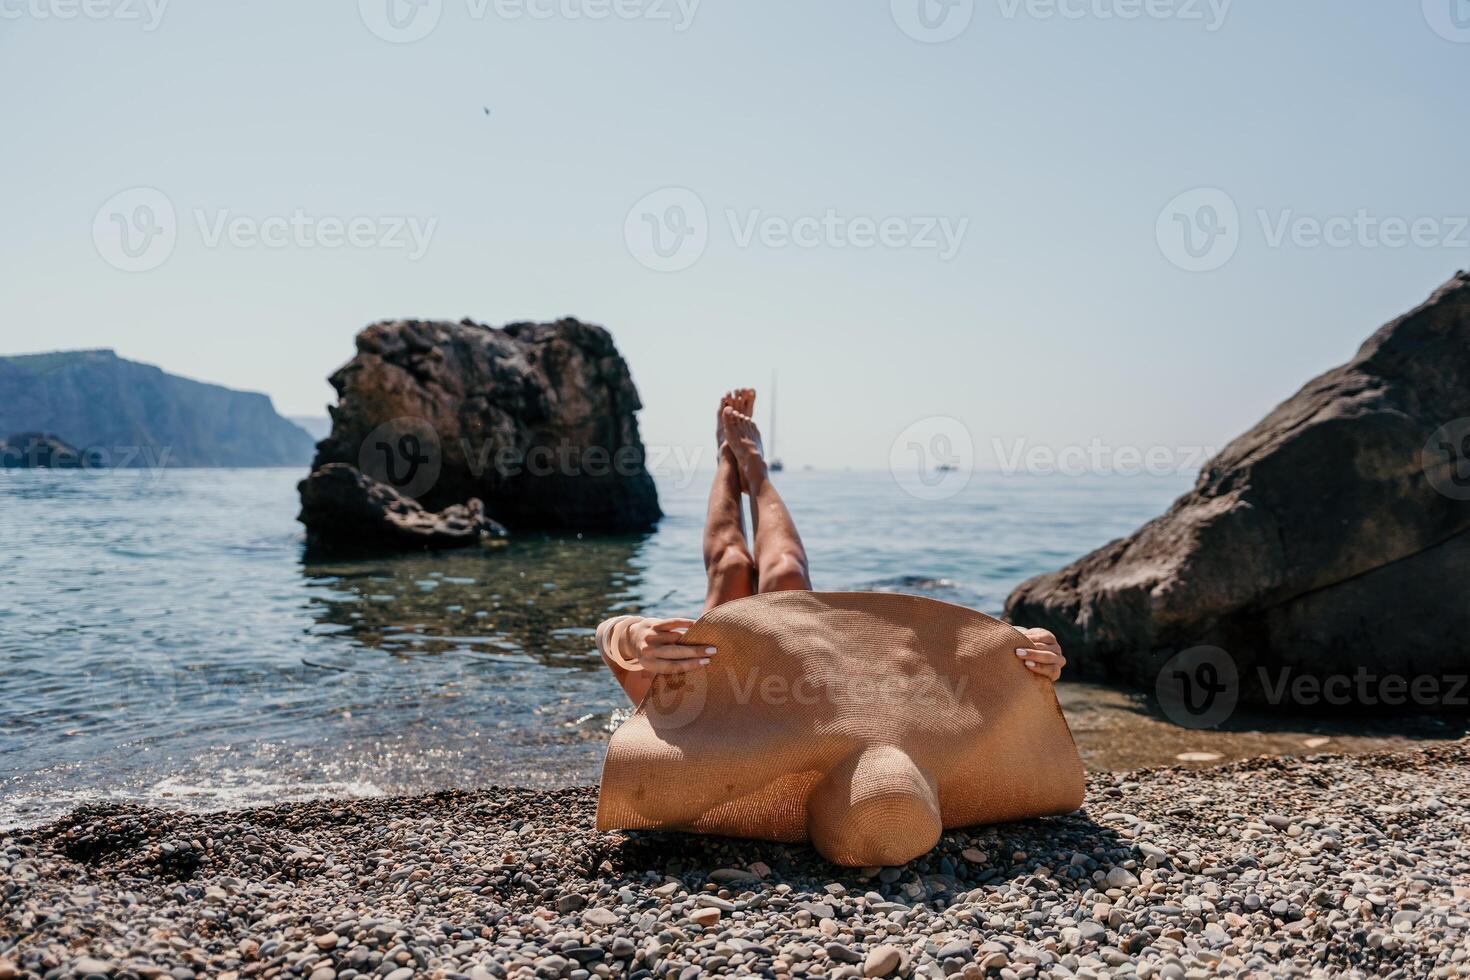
[596,591,1085,867]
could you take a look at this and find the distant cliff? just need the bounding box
[0,349,314,467]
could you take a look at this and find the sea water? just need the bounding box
[2,467,1457,826]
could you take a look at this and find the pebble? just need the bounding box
[937,940,971,961]
[864,944,903,977]
[581,907,619,928]
[688,906,721,926]
[3,744,1466,980]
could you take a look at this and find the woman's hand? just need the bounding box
[619,617,715,675]
[1016,627,1066,682]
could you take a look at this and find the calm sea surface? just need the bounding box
[2,468,1456,826]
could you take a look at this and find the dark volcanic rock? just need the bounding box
[298,462,507,554]
[1005,272,1470,709]
[0,349,314,467]
[0,432,92,468]
[304,317,661,535]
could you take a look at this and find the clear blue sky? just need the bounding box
[1,1,1465,469]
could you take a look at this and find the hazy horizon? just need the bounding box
[3,2,1465,470]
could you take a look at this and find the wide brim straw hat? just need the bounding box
[597,591,1085,867]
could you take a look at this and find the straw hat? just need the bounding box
[596,591,1085,867]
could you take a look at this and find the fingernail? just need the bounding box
[699,658,711,665]
[1026,661,1036,668]
[1015,649,1028,657]
[704,647,717,654]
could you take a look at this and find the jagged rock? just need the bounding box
[0,432,90,468]
[303,317,660,537]
[1005,272,1470,709]
[298,463,506,554]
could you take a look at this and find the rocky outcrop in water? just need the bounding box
[1005,272,1470,710]
[0,349,314,467]
[300,318,660,546]
[0,433,89,468]
[297,462,507,554]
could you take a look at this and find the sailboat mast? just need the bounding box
[770,371,777,459]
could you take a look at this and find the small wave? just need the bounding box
[0,772,388,829]
[862,576,990,610]
[865,575,963,593]
[149,771,386,808]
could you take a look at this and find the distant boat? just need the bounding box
[935,463,958,473]
[768,371,784,472]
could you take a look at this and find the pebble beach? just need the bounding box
[3,742,1468,980]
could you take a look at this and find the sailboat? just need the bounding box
[768,372,784,472]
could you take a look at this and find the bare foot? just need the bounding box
[721,406,768,491]
[732,387,756,421]
[715,390,740,449]
[717,389,758,489]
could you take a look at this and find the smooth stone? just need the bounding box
[689,907,721,927]
[936,941,972,961]
[864,945,903,977]
[582,908,620,928]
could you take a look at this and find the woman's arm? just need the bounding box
[596,615,715,705]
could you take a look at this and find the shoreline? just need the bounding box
[3,741,1467,979]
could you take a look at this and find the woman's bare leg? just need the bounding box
[703,395,758,612]
[722,406,812,593]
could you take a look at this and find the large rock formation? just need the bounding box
[299,463,507,554]
[1005,272,1470,709]
[300,317,660,544]
[0,349,314,467]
